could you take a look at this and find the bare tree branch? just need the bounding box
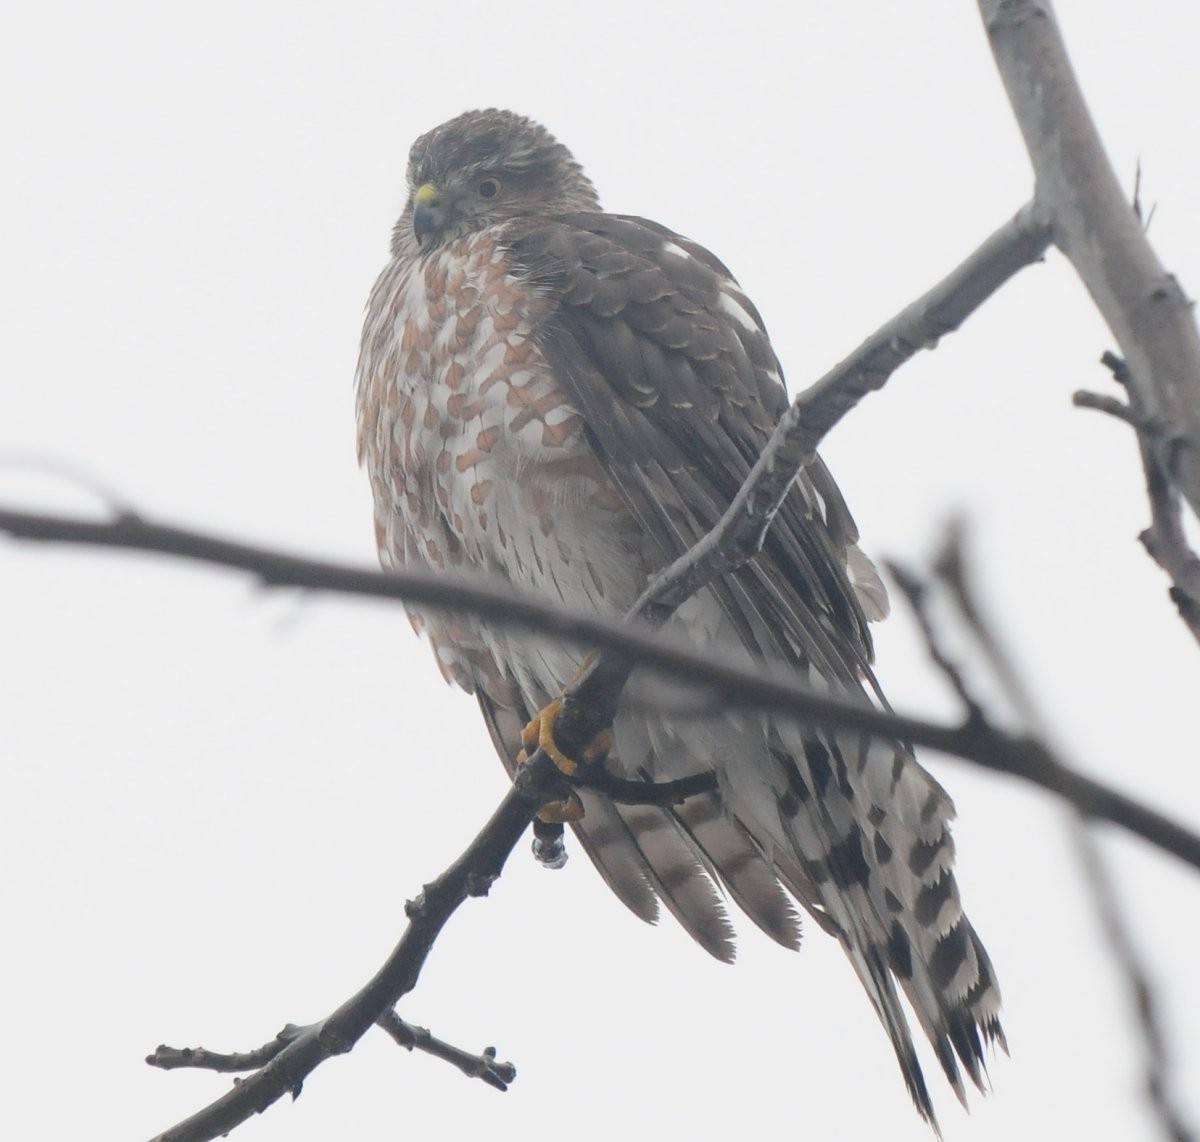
[144,751,564,1142]
[3,504,1199,875]
[980,0,1200,524]
[148,1015,516,1093]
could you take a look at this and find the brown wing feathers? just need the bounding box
[504,212,1003,1123]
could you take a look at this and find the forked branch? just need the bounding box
[143,751,563,1142]
[980,0,1200,526]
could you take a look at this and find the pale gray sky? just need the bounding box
[2,3,1199,1140]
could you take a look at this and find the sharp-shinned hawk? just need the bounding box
[355,108,1003,1124]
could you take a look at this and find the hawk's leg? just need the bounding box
[516,695,614,826]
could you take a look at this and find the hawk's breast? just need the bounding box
[355,227,649,695]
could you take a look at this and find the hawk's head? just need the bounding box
[391,109,600,256]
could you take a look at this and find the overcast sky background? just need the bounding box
[3,3,1199,1140]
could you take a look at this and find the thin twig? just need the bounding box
[1072,389,1141,427]
[1131,159,1158,234]
[932,524,1039,727]
[0,451,138,516]
[569,766,717,806]
[885,559,986,723]
[1084,352,1200,646]
[1071,821,1194,1142]
[376,1011,517,1092]
[148,1030,294,1074]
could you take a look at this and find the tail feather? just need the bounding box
[478,689,744,961]
[668,792,802,951]
[605,799,737,962]
[766,725,1004,1120]
[854,735,1005,1092]
[472,670,1003,1126]
[567,792,662,926]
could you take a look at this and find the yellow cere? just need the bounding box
[414,182,440,204]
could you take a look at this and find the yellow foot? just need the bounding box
[515,695,614,825]
[518,696,613,776]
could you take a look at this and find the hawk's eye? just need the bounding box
[477,177,502,200]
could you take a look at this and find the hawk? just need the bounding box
[355,109,1003,1124]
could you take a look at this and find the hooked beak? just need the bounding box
[412,182,444,247]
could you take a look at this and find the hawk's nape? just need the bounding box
[354,107,1004,1127]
